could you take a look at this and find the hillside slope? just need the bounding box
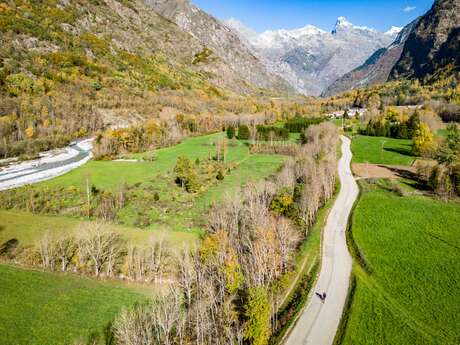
[145,0,293,93]
[0,0,288,158]
[390,0,460,81]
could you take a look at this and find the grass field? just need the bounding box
[0,210,199,247]
[43,133,249,192]
[0,264,151,345]
[341,181,460,345]
[351,135,415,165]
[1,133,285,244]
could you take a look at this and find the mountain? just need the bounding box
[325,0,460,96]
[144,0,293,93]
[390,0,460,81]
[323,19,418,96]
[226,17,400,95]
[0,0,301,159]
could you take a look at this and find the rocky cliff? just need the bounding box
[390,0,460,81]
[145,0,293,93]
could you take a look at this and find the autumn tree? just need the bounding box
[244,287,271,345]
[413,123,435,157]
[174,156,201,193]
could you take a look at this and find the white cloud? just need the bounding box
[403,6,417,12]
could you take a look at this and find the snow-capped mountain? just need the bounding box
[225,17,401,95]
[323,19,418,96]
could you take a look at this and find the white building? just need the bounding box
[329,108,366,118]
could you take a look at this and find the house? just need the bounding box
[331,110,345,118]
[329,108,366,119]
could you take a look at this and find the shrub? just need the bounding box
[134,213,151,228]
[270,192,295,217]
[90,80,102,91]
[216,171,225,181]
[429,165,453,198]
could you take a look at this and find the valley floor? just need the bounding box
[0,132,288,344]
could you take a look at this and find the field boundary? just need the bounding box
[345,181,373,275]
[332,273,357,345]
[332,151,366,345]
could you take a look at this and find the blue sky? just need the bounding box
[192,0,434,32]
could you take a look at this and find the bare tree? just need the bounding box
[78,223,125,277]
[55,236,77,272]
[113,286,186,345]
[38,232,57,270]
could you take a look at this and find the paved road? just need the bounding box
[0,139,93,191]
[285,135,359,345]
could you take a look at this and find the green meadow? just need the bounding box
[351,135,415,165]
[341,181,460,345]
[1,133,285,244]
[0,264,150,345]
[43,133,249,192]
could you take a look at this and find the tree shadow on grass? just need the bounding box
[381,166,431,191]
[383,147,413,157]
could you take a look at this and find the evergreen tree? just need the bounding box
[226,126,235,139]
[237,125,251,140]
[437,124,460,166]
[398,123,409,139]
[216,170,225,180]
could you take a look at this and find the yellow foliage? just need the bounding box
[413,123,435,156]
[25,126,35,138]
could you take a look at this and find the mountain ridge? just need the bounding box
[144,0,294,93]
[225,16,400,95]
[390,0,460,81]
[324,0,460,96]
[323,19,419,96]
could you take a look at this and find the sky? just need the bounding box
[191,0,434,33]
